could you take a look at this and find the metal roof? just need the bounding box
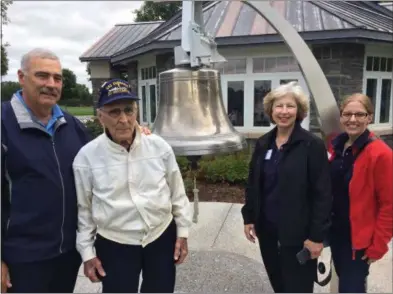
[111,0,392,63]
[79,1,392,63]
[79,21,164,61]
[150,1,393,42]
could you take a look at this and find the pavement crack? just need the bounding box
[211,203,233,248]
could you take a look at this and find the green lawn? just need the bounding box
[60,106,94,116]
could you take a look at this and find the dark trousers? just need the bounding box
[95,220,177,293]
[7,249,81,293]
[330,233,370,293]
[257,223,317,293]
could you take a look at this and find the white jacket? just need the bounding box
[72,129,193,262]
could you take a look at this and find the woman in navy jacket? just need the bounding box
[241,82,332,293]
[328,93,393,293]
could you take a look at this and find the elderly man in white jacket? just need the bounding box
[72,79,193,293]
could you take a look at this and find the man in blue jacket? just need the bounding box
[0,48,92,293]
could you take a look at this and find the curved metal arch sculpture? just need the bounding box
[242,1,340,140]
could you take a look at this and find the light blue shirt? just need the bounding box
[15,90,64,136]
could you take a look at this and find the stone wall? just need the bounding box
[310,43,365,131]
[90,78,108,111]
[381,134,393,149]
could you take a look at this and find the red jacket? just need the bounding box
[328,131,393,260]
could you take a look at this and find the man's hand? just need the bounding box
[174,237,188,265]
[244,224,256,243]
[84,257,106,283]
[139,126,151,135]
[1,261,12,293]
[304,239,324,259]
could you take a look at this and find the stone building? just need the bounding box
[80,1,393,145]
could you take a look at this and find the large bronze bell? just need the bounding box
[152,67,247,156]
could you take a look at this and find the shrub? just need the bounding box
[176,156,191,175]
[175,149,251,185]
[85,118,103,139]
[199,151,250,185]
[62,99,84,107]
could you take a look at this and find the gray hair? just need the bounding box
[263,81,310,122]
[21,48,60,72]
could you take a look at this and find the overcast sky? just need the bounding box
[2,1,143,91]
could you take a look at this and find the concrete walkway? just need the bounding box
[74,202,392,293]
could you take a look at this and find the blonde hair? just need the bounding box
[339,93,374,115]
[263,81,309,122]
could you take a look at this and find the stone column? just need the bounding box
[310,43,365,132]
[89,61,121,115]
[155,52,175,99]
[126,61,140,122]
[127,61,138,93]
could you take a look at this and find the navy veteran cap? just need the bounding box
[97,79,139,108]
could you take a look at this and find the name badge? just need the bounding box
[265,149,272,160]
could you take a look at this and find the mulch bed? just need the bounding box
[186,181,245,204]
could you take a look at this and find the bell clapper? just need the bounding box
[192,174,199,224]
[187,156,201,224]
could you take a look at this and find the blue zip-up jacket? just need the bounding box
[1,94,92,264]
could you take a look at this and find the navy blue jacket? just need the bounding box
[1,96,91,263]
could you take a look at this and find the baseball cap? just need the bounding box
[97,79,139,108]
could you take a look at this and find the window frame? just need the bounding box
[363,54,393,127]
[220,56,310,133]
[138,64,158,125]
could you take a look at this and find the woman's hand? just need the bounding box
[304,239,324,259]
[139,126,151,135]
[1,261,12,293]
[361,254,377,265]
[244,224,256,243]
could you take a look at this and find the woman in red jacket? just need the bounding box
[328,93,393,293]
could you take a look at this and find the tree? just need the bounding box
[60,68,93,106]
[71,84,93,106]
[1,0,13,76]
[1,44,9,76]
[1,0,13,24]
[1,81,20,101]
[61,68,77,101]
[134,1,181,21]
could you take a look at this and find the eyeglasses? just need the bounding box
[100,106,135,118]
[341,112,368,120]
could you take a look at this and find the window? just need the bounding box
[141,66,157,80]
[218,54,308,132]
[253,80,272,126]
[364,55,393,125]
[227,81,244,127]
[253,56,299,73]
[365,79,377,123]
[366,56,393,72]
[214,58,247,75]
[149,84,157,123]
[141,86,148,122]
[139,65,157,125]
[280,79,298,85]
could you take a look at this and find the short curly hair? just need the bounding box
[263,81,309,123]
